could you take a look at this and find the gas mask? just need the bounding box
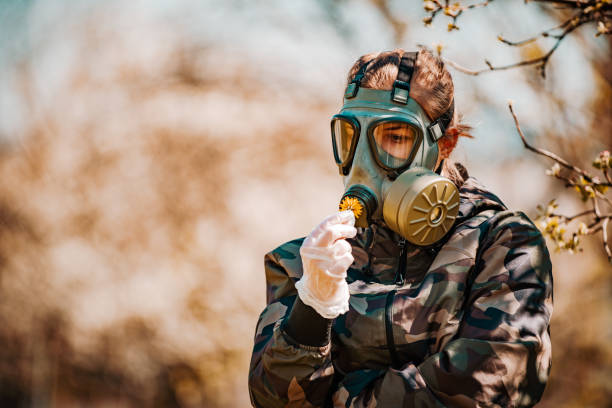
[333,52,459,246]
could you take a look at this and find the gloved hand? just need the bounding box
[295,210,357,319]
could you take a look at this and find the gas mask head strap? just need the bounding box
[345,60,373,99]
[390,51,455,144]
[391,51,417,105]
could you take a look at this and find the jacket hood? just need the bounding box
[455,176,507,225]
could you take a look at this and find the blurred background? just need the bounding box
[0,0,610,407]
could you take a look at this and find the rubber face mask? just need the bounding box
[332,60,459,246]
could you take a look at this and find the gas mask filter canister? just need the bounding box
[382,167,458,246]
[334,52,459,246]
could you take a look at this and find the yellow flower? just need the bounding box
[547,216,559,230]
[574,177,597,201]
[339,196,364,220]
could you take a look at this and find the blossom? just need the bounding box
[545,163,561,177]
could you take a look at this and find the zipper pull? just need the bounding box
[398,238,406,252]
[395,238,407,285]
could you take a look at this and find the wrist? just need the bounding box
[283,296,333,347]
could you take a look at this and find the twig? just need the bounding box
[465,0,492,10]
[596,190,612,208]
[529,0,591,7]
[442,58,487,75]
[587,216,602,229]
[603,217,611,263]
[444,21,577,77]
[443,53,557,75]
[508,102,593,179]
[549,171,579,186]
[604,169,612,185]
[497,18,574,46]
[588,223,604,234]
[550,209,595,221]
[593,196,601,218]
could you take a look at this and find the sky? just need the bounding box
[0,0,604,144]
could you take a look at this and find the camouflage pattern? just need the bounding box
[249,177,553,408]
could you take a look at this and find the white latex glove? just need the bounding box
[295,210,357,319]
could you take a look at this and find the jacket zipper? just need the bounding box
[385,239,408,369]
[394,238,407,285]
[384,290,401,369]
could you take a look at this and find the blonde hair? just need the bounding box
[346,49,472,185]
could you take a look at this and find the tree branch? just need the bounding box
[433,0,610,77]
[508,102,593,179]
[550,209,595,221]
[497,18,574,46]
[529,0,591,8]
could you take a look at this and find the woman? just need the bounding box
[248,49,553,408]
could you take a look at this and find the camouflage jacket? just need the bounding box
[249,177,553,407]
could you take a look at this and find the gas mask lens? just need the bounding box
[331,116,420,175]
[331,117,358,167]
[371,121,418,170]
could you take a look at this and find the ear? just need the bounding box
[437,127,460,160]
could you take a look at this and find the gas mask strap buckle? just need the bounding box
[345,60,372,99]
[391,51,418,104]
[427,100,455,143]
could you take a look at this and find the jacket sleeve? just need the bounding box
[332,211,554,408]
[248,239,336,408]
